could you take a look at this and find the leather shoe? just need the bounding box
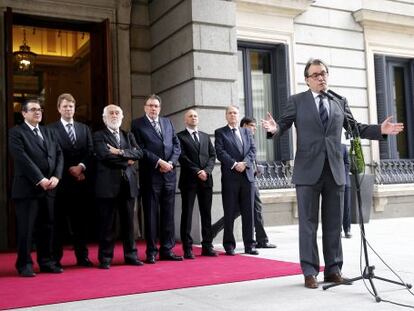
[159,253,183,261]
[145,255,156,264]
[125,258,144,266]
[184,250,195,259]
[77,257,93,267]
[324,272,353,285]
[39,264,63,273]
[304,275,319,289]
[18,266,36,277]
[245,248,259,255]
[256,242,277,249]
[99,262,110,269]
[225,249,235,256]
[201,248,218,257]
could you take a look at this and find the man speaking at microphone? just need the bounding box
[262,58,404,289]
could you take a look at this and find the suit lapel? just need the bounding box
[57,121,72,147]
[38,126,48,152]
[226,126,242,156]
[306,90,325,132]
[144,116,163,141]
[105,127,119,148]
[198,132,207,154]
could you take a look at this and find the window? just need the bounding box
[374,55,414,159]
[237,42,292,162]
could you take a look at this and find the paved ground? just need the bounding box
[18,217,414,311]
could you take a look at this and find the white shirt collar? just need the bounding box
[107,126,119,134]
[186,127,198,135]
[146,114,159,123]
[60,118,74,127]
[25,120,39,131]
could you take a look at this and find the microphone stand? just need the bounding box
[321,90,412,302]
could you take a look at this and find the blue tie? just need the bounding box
[318,95,328,130]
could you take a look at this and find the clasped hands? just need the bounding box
[158,159,173,173]
[39,176,59,190]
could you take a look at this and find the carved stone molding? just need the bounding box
[235,0,314,18]
[353,9,414,34]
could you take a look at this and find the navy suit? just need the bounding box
[131,116,181,257]
[48,120,93,263]
[215,125,256,251]
[8,122,63,272]
[93,128,143,264]
[177,129,216,251]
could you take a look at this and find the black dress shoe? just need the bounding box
[18,266,36,277]
[184,250,195,259]
[77,258,94,267]
[159,252,183,261]
[201,248,218,257]
[225,249,235,256]
[125,258,144,266]
[39,264,63,273]
[99,262,110,269]
[256,242,277,249]
[145,255,156,264]
[244,248,259,255]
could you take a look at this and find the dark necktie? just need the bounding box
[113,130,121,147]
[152,120,162,138]
[33,128,45,147]
[66,123,76,145]
[192,131,200,149]
[318,94,329,130]
[231,128,243,155]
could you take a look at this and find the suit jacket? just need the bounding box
[8,123,64,199]
[274,89,383,186]
[131,116,181,185]
[93,128,143,198]
[214,125,256,183]
[48,120,93,188]
[177,129,216,189]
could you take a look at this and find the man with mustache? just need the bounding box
[262,58,404,289]
[93,105,144,269]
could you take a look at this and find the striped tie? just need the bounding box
[67,123,76,145]
[318,95,328,130]
[152,120,162,138]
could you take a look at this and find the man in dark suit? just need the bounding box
[177,109,217,259]
[8,99,64,277]
[211,117,276,249]
[262,58,404,288]
[131,94,183,264]
[215,105,258,256]
[48,93,94,267]
[94,104,144,269]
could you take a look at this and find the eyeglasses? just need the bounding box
[145,104,160,108]
[307,71,328,79]
[26,108,44,113]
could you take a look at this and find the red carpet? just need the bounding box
[0,242,302,310]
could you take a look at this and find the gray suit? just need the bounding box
[271,89,383,277]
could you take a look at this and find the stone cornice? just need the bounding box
[353,9,414,34]
[235,0,314,18]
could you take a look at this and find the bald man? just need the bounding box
[177,110,217,259]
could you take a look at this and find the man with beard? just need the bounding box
[93,105,144,269]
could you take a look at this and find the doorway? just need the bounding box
[4,9,113,250]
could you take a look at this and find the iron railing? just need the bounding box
[256,161,294,189]
[372,159,414,184]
